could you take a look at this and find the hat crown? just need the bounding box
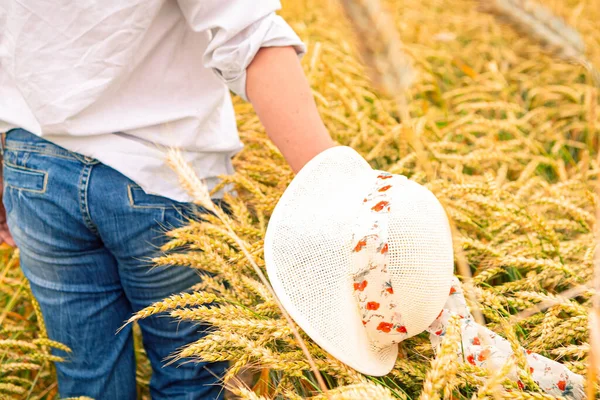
[383,178,454,336]
[350,174,454,346]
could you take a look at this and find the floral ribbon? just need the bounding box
[427,277,585,399]
[350,171,408,348]
[349,172,584,398]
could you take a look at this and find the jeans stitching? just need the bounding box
[4,143,78,161]
[79,164,98,234]
[127,184,175,210]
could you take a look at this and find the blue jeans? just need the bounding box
[1,129,227,399]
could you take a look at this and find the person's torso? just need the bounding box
[0,0,243,201]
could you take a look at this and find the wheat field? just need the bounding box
[2,0,600,398]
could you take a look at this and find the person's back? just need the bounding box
[0,1,334,398]
[0,0,306,200]
[2,0,175,132]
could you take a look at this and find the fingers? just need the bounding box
[0,199,15,246]
[0,221,15,246]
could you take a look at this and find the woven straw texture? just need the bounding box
[265,146,454,375]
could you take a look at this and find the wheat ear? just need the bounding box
[511,284,590,322]
[338,0,414,100]
[165,149,330,396]
[338,0,433,176]
[588,175,600,398]
[480,0,600,87]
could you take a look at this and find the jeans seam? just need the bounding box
[79,164,98,235]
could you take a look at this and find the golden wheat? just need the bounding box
[3,0,600,398]
[133,0,599,396]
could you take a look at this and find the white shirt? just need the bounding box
[0,0,305,202]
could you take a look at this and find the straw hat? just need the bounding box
[264,146,454,376]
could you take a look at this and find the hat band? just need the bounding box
[350,171,408,349]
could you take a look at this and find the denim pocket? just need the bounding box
[128,184,183,210]
[3,162,48,194]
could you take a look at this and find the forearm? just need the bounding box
[246,46,335,173]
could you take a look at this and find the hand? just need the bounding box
[0,173,15,247]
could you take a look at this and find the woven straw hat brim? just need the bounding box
[265,146,398,376]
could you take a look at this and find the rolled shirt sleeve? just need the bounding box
[177,0,306,101]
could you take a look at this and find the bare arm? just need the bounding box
[246,46,335,173]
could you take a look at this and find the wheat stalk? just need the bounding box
[337,0,414,101]
[420,314,462,399]
[310,381,400,399]
[165,148,330,396]
[475,356,516,399]
[480,0,600,87]
[337,0,427,170]
[511,284,590,322]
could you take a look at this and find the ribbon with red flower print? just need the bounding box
[350,172,408,348]
[350,171,584,398]
[427,277,584,399]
